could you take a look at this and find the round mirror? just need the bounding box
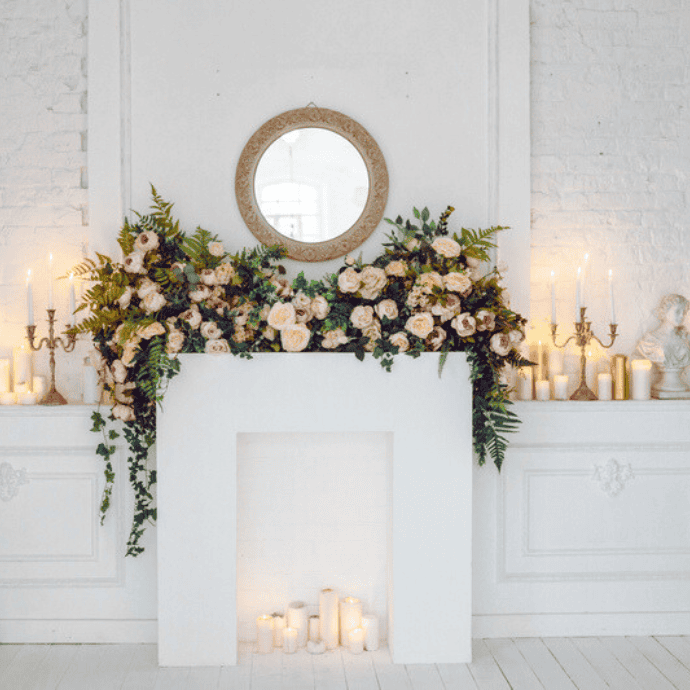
[236,107,388,262]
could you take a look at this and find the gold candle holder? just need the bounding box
[550,307,618,400]
[26,309,77,405]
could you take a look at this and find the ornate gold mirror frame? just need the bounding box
[235,107,389,262]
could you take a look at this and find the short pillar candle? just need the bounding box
[256,615,274,654]
[535,379,550,401]
[361,614,379,651]
[598,373,613,401]
[287,601,308,648]
[283,627,298,654]
[348,627,364,654]
[518,366,534,400]
[631,359,652,400]
[553,375,569,400]
[339,597,362,646]
[272,614,285,647]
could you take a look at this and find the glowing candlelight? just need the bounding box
[48,253,54,309]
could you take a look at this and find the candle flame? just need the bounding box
[608,268,613,280]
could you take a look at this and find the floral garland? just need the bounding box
[70,188,528,556]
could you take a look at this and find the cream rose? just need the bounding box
[215,262,235,285]
[418,271,444,294]
[311,295,330,320]
[199,268,217,286]
[262,326,277,341]
[200,321,223,339]
[509,329,525,345]
[385,260,407,277]
[292,292,312,311]
[270,276,293,298]
[405,238,420,251]
[137,277,159,299]
[427,326,447,351]
[118,286,134,309]
[188,285,211,303]
[375,299,399,322]
[166,330,185,354]
[451,312,477,337]
[390,331,410,353]
[234,302,253,327]
[295,307,311,324]
[350,305,374,329]
[490,332,512,356]
[111,359,127,384]
[322,328,349,349]
[405,312,435,339]
[431,237,461,258]
[123,251,145,274]
[205,338,230,354]
[359,266,387,300]
[208,241,225,257]
[141,322,166,339]
[444,272,473,294]
[280,324,311,352]
[431,293,462,323]
[475,309,496,331]
[362,319,382,351]
[233,326,249,344]
[142,291,166,314]
[180,306,202,329]
[267,302,296,330]
[338,267,361,293]
[112,403,135,422]
[121,343,139,367]
[134,231,159,254]
[406,286,429,309]
[345,254,356,266]
[113,382,135,405]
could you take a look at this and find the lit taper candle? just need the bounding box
[47,253,54,309]
[26,269,34,325]
[608,269,616,324]
[69,272,76,323]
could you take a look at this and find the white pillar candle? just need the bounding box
[608,269,616,324]
[32,376,46,399]
[537,341,548,381]
[319,588,339,650]
[361,615,379,651]
[518,366,534,400]
[598,372,613,401]
[550,270,556,324]
[272,614,285,647]
[548,350,564,379]
[535,379,550,401]
[18,391,37,405]
[339,597,362,646]
[308,615,320,642]
[26,270,34,325]
[631,359,652,400]
[287,601,308,648]
[554,374,569,400]
[348,627,364,654]
[48,253,54,309]
[307,640,326,655]
[256,615,274,654]
[283,627,298,654]
[0,359,10,393]
[12,344,32,391]
[0,392,17,405]
[69,272,76,323]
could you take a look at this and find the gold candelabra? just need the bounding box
[26,309,76,405]
[551,307,618,400]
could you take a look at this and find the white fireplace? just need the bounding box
[157,352,473,666]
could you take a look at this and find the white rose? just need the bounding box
[270,276,293,298]
[431,293,462,323]
[431,237,461,258]
[137,277,159,299]
[311,295,330,320]
[406,286,429,309]
[295,307,311,324]
[451,312,477,337]
[322,328,349,349]
[233,327,249,344]
[166,330,185,354]
[338,267,361,293]
[267,302,296,330]
[475,309,496,331]
[209,241,225,257]
[389,331,410,353]
[292,292,312,311]
[405,312,435,339]
[490,332,512,356]
[205,338,230,354]
[122,343,139,367]
[385,260,407,277]
[140,322,166,339]
[345,254,356,266]
[350,305,374,329]
[215,262,235,285]
[444,272,473,294]
[280,324,311,352]
[112,403,136,422]
[418,272,444,294]
[123,251,145,274]
[111,359,127,384]
[509,329,525,345]
[427,326,447,351]
[113,382,135,404]
[118,286,134,309]
[200,321,223,339]
[199,268,217,286]
[375,299,399,322]
[180,306,202,329]
[189,285,211,303]
[262,325,277,341]
[134,230,160,254]
[234,302,252,327]
[359,266,387,300]
[405,238,420,251]
[143,291,167,314]
[362,319,382,351]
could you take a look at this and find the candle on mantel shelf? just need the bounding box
[608,269,616,324]
[13,343,32,392]
[48,253,54,309]
[598,372,613,401]
[550,269,557,324]
[256,615,274,654]
[576,266,582,319]
[0,359,9,394]
[283,627,297,654]
[535,379,550,401]
[518,366,533,400]
[26,269,34,325]
[18,391,38,405]
[537,341,548,381]
[631,359,652,400]
[348,627,364,655]
[0,392,16,405]
[554,374,569,400]
[548,350,564,380]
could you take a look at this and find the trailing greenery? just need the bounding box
[70,188,528,556]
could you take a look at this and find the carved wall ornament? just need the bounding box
[0,461,29,501]
[592,458,634,497]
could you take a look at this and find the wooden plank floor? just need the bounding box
[1,637,690,689]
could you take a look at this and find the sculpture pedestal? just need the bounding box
[157,353,472,666]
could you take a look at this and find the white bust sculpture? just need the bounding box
[635,293,690,398]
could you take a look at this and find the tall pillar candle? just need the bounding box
[548,349,564,379]
[339,597,362,646]
[319,588,339,649]
[308,615,320,642]
[631,359,652,400]
[0,359,9,393]
[272,614,285,647]
[13,344,32,391]
[612,355,628,400]
[287,601,308,648]
[535,379,550,401]
[361,615,379,651]
[256,615,274,654]
[518,366,533,400]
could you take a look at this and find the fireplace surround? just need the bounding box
[157,352,473,665]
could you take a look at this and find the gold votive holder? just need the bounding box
[612,354,628,400]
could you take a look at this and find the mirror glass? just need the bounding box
[254,128,369,243]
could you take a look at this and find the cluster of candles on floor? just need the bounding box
[517,348,652,401]
[256,589,379,655]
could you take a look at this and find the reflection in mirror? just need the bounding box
[254,128,369,243]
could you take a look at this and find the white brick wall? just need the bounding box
[531,0,690,362]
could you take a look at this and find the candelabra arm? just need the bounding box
[590,323,619,350]
[550,322,577,350]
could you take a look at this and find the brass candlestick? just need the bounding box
[551,306,618,400]
[26,309,77,405]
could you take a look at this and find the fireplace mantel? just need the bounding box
[157,352,473,666]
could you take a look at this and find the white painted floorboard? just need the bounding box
[1,637,690,690]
